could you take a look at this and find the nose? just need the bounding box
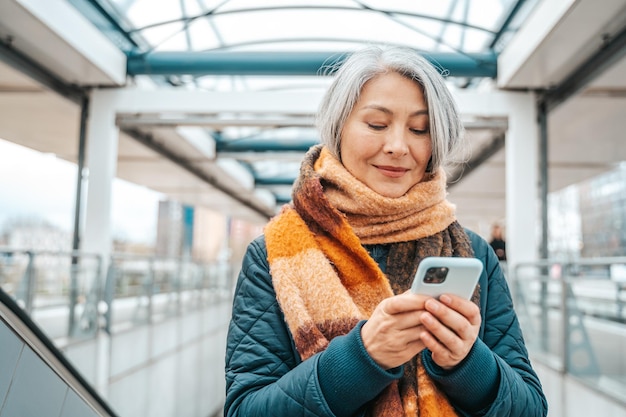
[382,126,409,156]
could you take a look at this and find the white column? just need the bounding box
[454,90,540,270]
[505,92,539,270]
[82,90,119,265]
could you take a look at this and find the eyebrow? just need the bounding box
[361,104,429,117]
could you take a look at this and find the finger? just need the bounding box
[362,320,428,369]
[425,298,480,339]
[370,300,421,334]
[424,298,465,331]
[394,310,430,331]
[420,329,445,356]
[380,300,392,317]
[420,315,474,370]
[406,338,427,355]
[420,330,458,370]
[420,311,462,352]
[439,294,482,326]
[382,293,429,315]
[375,304,429,331]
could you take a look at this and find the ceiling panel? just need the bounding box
[0,60,42,91]
[0,90,80,160]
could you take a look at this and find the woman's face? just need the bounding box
[339,71,432,198]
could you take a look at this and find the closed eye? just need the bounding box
[410,128,429,135]
[367,123,386,131]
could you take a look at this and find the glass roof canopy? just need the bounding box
[68,0,538,207]
[76,0,532,53]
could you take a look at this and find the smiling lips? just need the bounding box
[375,165,409,178]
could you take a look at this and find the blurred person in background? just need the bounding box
[489,223,507,261]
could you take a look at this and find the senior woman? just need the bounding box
[224,45,547,417]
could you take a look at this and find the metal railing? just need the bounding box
[0,248,235,341]
[0,249,102,339]
[0,247,234,417]
[3,247,626,411]
[512,257,626,405]
[104,252,233,333]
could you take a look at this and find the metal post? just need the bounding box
[146,258,154,324]
[538,99,549,259]
[72,95,89,254]
[68,251,79,337]
[176,258,183,315]
[103,260,115,335]
[537,99,550,351]
[560,269,569,374]
[18,251,36,314]
[69,95,89,337]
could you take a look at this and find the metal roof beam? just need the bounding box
[127,51,497,78]
[132,6,496,34]
[215,137,319,153]
[254,177,297,186]
[489,0,531,50]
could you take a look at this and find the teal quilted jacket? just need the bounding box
[224,229,547,417]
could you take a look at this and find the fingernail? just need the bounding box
[440,294,451,304]
[426,299,439,311]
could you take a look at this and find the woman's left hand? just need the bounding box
[418,293,481,369]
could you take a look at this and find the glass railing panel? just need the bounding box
[513,261,566,369]
[2,247,236,417]
[103,253,235,332]
[106,255,152,331]
[562,259,626,404]
[151,259,180,322]
[512,258,626,406]
[179,263,202,313]
[0,250,31,304]
[0,249,101,342]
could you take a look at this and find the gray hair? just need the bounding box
[316,45,465,172]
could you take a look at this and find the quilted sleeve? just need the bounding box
[422,231,548,417]
[474,240,548,417]
[224,237,400,417]
[224,237,334,417]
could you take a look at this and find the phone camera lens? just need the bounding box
[424,267,449,284]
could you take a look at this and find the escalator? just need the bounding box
[0,288,118,417]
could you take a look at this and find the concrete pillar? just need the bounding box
[82,89,119,266]
[453,90,540,271]
[505,92,539,270]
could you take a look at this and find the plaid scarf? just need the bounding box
[265,145,476,416]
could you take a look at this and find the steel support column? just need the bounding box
[537,100,549,260]
[72,96,90,254]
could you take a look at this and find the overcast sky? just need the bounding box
[0,139,161,245]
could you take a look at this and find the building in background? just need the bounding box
[579,163,626,258]
[156,200,192,259]
[155,200,260,265]
[549,163,626,260]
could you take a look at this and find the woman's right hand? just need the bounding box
[360,293,430,369]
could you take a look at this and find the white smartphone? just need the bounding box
[410,257,483,300]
